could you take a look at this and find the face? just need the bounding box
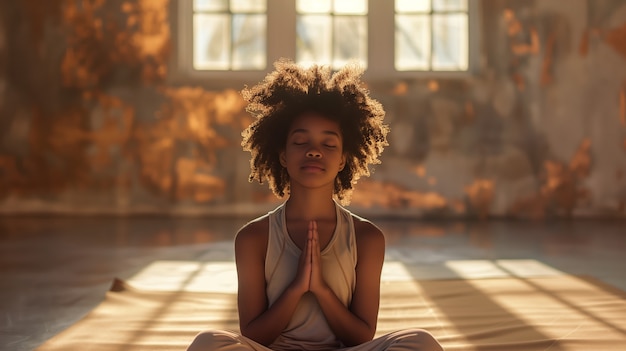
[280,112,346,192]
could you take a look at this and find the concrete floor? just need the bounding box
[1,216,625,351]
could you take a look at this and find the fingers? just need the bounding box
[292,221,318,294]
[311,221,320,258]
[308,220,318,241]
[306,245,311,263]
[309,221,320,264]
[293,242,311,294]
[307,222,315,264]
[299,220,325,294]
[308,220,314,240]
[308,220,319,255]
[308,220,326,294]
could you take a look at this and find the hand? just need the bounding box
[291,220,328,296]
[292,223,313,295]
[308,220,328,294]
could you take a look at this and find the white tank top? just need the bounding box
[264,201,358,351]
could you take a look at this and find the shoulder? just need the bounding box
[235,214,270,252]
[351,214,385,271]
[351,214,385,249]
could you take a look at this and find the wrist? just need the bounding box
[310,283,332,299]
[287,281,308,297]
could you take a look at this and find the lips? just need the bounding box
[300,162,325,171]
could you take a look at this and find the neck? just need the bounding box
[284,190,336,221]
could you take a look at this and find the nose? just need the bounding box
[306,148,322,158]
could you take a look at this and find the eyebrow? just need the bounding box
[290,129,341,138]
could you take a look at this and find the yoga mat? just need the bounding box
[35,274,626,351]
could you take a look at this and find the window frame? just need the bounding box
[367,0,481,80]
[295,1,369,70]
[172,0,481,86]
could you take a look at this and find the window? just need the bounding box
[192,0,266,70]
[176,0,479,82]
[395,0,469,71]
[296,0,368,70]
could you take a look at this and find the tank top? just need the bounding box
[264,201,358,351]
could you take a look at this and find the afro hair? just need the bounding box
[241,59,389,204]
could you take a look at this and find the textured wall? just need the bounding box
[0,0,625,219]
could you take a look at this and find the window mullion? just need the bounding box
[331,2,335,68]
[468,0,481,73]
[267,0,295,65]
[228,5,233,70]
[178,0,194,74]
[430,0,434,70]
[367,0,394,78]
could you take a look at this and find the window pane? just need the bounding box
[232,14,266,69]
[432,13,467,70]
[333,16,367,68]
[297,0,332,13]
[433,0,467,12]
[297,0,368,68]
[297,15,332,66]
[334,0,367,15]
[231,0,266,13]
[396,0,430,13]
[194,0,227,12]
[194,14,230,69]
[395,14,430,70]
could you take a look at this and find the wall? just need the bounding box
[0,0,625,219]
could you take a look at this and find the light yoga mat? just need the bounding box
[35,271,626,351]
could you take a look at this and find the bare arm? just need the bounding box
[235,218,310,346]
[309,219,385,346]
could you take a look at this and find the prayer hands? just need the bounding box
[294,220,327,295]
[307,221,326,294]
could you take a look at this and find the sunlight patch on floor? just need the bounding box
[444,259,565,279]
[127,259,566,292]
[128,260,237,292]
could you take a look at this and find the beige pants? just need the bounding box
[186,328,444,351]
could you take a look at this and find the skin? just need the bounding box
[234,112,386,347]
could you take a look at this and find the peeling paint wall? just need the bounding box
[0,0,625,219]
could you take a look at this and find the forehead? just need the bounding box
[289,112,341,136]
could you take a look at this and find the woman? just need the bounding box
[187,59,443,351]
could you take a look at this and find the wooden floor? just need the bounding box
[1,216,624,351]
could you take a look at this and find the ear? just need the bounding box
[279,150,287,167]
[339,154,346,171]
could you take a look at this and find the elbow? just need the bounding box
[240,328,275,347]
[343,337,373,347]
[360,330,377,345]
[343,329,376,347]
